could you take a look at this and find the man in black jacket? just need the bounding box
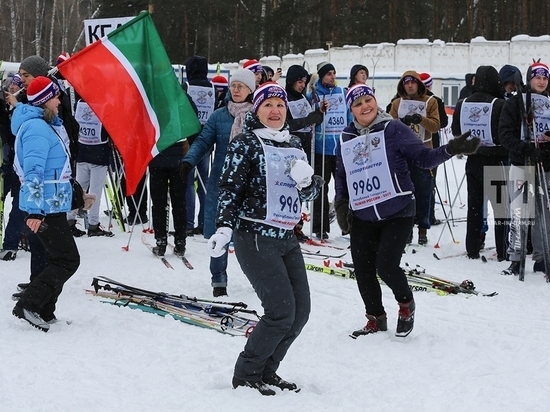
[452,66,509,261]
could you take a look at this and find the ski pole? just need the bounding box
[432,171,460,247]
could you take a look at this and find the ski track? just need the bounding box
[2,156,550,411]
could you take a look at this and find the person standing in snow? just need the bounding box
[180,69,256,297]
[389,70,441,245]
[452,65,508,261]
[209,82,322,395]
[307,61,351,240]
[499,61,550,276]
[284,64,325,241]
[183,55,215,236]
[335,84,479,338]
[10,76,80,332]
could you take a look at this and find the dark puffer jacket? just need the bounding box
[499,87,550,170]
[216,112,322,239]
[452,65,508,160]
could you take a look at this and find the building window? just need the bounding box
[442,84,460,107]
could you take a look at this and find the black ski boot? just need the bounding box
[68,219,86,237]
[350,313,387,338]
[0,249,17,261]
[173,239,186,258]
[501,261,520,276]
[17,282,30,291]
[396,299,415,337]
[232,377,276,396]
[87,224,114,237]
[152,237,167,256]
[213,287,227,297]
[263,373,299,392]
[12,305,50,332]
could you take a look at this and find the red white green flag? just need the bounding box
[57,12,201,195]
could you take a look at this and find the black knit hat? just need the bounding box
[285,65,309,87]
[317,61,335,79]
[349,64,369,82]
[499,64,521,84]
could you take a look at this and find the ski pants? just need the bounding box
[233,230,310,382]
[185,154,209,230]
[410,165,434,230]
[350,215,414,317]
[17,213,80,319]
[465,157,509,260]
[312,153,336,234]
[66,162,108,225]
[210,250,228,288]
[3,175,46,278]
[507,165,550,263]
[149,166,187,243]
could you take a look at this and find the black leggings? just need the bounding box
[350,215,414,316]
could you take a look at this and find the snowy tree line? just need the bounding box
[1,0,549,65]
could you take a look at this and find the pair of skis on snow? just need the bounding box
[88,276,259,336]
[303,260,497,297]
[141,234,194,270]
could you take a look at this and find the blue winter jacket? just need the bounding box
[11,104,72,216]
[181,106,236,238]
[307,80,353,156]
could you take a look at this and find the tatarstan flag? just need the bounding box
[57,12,201,195]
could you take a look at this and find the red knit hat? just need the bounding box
[211,75,228,92]
[26,76,60,106]
[243,59,263,74]
[419,72,433,88]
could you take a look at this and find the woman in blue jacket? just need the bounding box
[180,69,256,297]
[9,76,80,332]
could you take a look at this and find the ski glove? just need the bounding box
[305,110,324,126]
[334,198,352,235]
[290,159,314,190]
[207,227,232,258]
[410,113,422,124]
[446,131,480,156]
[523,145,546,163]
[400,115,413,126]
[401,114,422,125]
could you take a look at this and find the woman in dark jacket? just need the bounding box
[209,82,322,395]
[498,61,550,276]
[334,84,479,338]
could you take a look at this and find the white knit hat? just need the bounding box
[229,69,256,94]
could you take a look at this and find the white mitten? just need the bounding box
[290,159,314,190]
[207,227,233,257]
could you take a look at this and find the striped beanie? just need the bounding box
[419,72,433,88]
[345,84,376,108]
[252,82,288,113]
[243,59,263,74]
[11,74,23,89]
[26,76,60,106]
[211,75,228,92]
[531,62,549,79]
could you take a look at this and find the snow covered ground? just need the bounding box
[1,156,550,412]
